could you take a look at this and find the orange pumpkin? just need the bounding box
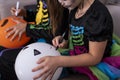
[0,16,30,48]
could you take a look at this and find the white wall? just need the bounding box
[106,4,120,37]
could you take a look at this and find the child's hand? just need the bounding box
[5,17,27,41]
[32,56,58,80]
[11,7,26,17]
[52,36,68,48]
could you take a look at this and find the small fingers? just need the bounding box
[59,39,65,47]
[5,27,14,32]
[33,67,49,80]
[47,69,56,80]
[11,7,21,16]
[52,39,58,47]
[32,58,46,72]
[5,27,22,41]
[41,70,52,80]
[18,32,22,41]
[11,7,16,15]
[10,31,19,41]
[41,67,57,80]
[32,63,44,72]
[52,36,61,47]
[6,29,15,39]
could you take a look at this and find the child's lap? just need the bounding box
[59,73,90,80]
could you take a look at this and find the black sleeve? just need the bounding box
[24,4,37,22]
[86,11,113,42]
[26,24,53,44]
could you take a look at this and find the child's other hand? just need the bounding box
[5,17,27,41]
[11,7,26,17]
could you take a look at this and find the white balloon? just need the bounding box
[15,42,63,80]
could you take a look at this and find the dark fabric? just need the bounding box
[59,74,90,80]
[0,48,22,80]
[59,68,90,80]
[69,0,113,57]
[26,24,53,44]
[24,4,37,22]
[0,46,6,52]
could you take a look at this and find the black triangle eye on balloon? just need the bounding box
[22,46,41,56]
[34,49,41,56]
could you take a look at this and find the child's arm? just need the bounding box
[58,40,107,67]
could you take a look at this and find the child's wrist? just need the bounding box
[55,56,64,67]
